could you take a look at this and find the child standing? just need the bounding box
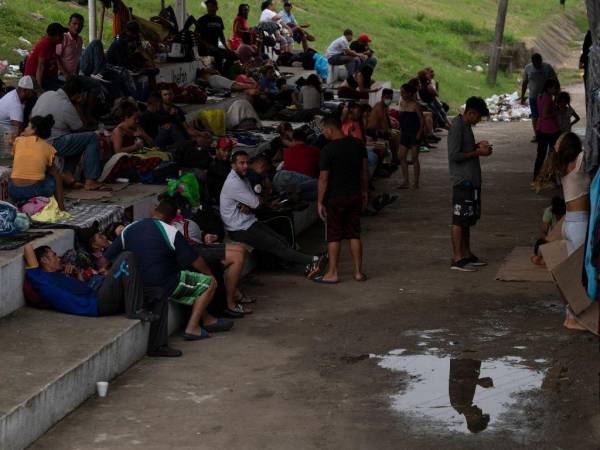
[398,83,423,189]
[556,91,580,134]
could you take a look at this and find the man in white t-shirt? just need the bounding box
[0,76,34,156]
[0,76,34,128]
[220,150,327,278]
[326,29,366,77]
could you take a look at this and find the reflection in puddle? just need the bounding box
[374,351,546,434]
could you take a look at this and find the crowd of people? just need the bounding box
[2,1,590,359]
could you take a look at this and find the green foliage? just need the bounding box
[0,0,588,110]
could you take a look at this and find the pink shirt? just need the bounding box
[56,32,83,76]
[536,94,560,134]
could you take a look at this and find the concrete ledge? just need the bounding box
[0,230,74,319]
[0,309,149,450]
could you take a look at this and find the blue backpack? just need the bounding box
[0,201,17,235]
[25,268,99,317]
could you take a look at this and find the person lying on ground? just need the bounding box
[220,150,327,277]
[196,0,237,75]
[31,77,109,191]
[531,195,565,266]
[273,128,320,201]
[197,68,258,94]
[112,101,154,153]
[23,243,158,323]
[397,83,424,189]
[279,2,314,52]
[448,96,491,272]
[337,64,379,100]
[315,114,368,284]
[104,199,231,356]
[9,115,65,210]
[534,133,590,331]
[349,33,377,69]
[556,91,580,134]
[326,29,366,78]
[172,213,251,318]
[367,88,401,165]
[24,22,66,91]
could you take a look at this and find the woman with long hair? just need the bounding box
[536,132,590,330]
[230,4,251,50]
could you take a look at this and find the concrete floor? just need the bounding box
[30,86,600,449]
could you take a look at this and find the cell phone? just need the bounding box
[279,198,289,204]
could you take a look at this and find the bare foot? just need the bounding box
[530,255,546,266]
[563,316,587,331]
[84,180,112,191]
[354,273,368,282]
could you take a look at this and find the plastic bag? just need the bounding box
[198,109,226,136]
[313,53,329,82]
[167,172,200,207]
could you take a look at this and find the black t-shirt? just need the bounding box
[349,41,368,54]
[207,159,231,203]
[197,14,225,48]
[319,136,367,200]
[139,111,161,138]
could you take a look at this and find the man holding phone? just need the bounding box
[447,97,492,272]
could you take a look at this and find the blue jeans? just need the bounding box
[8,175,56,202]
[50,132,101,180]
[273,170,317,201]
[367,149,379,179]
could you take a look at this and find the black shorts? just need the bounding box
[400,132,419,148]
[193,243,226,265]
[326,195,362,242]
[452,184,481,227]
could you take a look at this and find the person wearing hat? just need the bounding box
[0,75,35,155]
[279,2,314,52]
[207,137,238,204]
[25,22,68,91]
[350,33,377,69]
[448,96,492,272]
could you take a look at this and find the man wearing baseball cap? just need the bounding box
[25,22,68,91]
[350,33,377,69]
[0,76,35,156]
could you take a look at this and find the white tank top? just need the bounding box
[561,152,590,202]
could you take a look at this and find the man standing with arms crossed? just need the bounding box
[448,97,492,272]
[316,115,369,284]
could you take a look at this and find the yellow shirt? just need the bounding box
[11,136,56,181]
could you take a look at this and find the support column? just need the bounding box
[175,0,187,31]
[585,0,599,169]
[88,0,97,43]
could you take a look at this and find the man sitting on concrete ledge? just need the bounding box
[104,199,231,357]
[220,150,327,278]
[31,77,109,191]
[23,243,158,322]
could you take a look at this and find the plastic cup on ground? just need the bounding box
[96,381,109,397]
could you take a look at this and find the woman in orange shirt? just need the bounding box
[9,115,65,210]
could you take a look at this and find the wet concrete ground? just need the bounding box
[31,86,600,449]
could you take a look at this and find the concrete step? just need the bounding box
[0,230,74,319]
[0,202,321,450]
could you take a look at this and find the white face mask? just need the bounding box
[383,99,392,107]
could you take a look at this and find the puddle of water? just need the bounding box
[374,350,546,434]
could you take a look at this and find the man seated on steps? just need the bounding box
[273,128,320,201]
[220,150,327,278]
[104,199,232,357]
[367,88,401,166]
[31,76,109,191]
[23,243,158,322]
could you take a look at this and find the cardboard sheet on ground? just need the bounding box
[64,183,129,200]
[540,244,599,335]
[495,246,553,282]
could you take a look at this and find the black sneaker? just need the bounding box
[450,259,478,272]
[530,135,537,143]
[465,255,488,267]
[147,346,183,358]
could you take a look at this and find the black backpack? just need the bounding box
[302,48,317,70]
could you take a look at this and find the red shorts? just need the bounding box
[326,195,362,242]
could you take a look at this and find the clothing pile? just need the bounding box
[481,92,531,122]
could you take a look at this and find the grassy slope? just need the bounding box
[0,0,588,109]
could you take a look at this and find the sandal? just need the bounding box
[313,275,339,284]
[236,292,256,304]
[183,328,210,340]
